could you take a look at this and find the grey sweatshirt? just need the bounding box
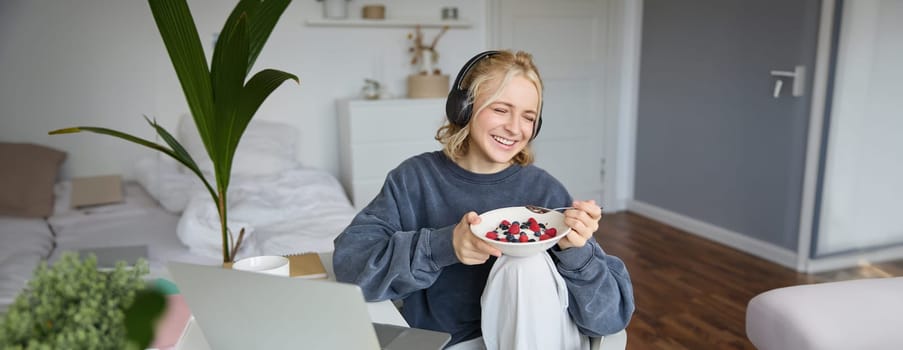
[333,151,634,346]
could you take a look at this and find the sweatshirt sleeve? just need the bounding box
[332,174,460,302]
[551,240,635,336]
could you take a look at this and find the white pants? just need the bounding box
[478,253,590,350]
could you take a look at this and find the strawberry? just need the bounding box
[539,234,550,241]
[486,232,498,240]
[519,233,528,242]
[546,228,557,237]
[509,224,520,234]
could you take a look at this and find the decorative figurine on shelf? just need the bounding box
[361,79,387,100]
[408,25,449,75]
[406,25,451,99]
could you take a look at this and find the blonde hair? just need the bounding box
[435,50,543,166]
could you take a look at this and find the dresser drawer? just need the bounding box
[338,98,447,209]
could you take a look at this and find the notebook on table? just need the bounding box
[166,261,450,350]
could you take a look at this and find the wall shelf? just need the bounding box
[305,18,471,28]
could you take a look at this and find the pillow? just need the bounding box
[0,143,66,217]
[176,114,299,177]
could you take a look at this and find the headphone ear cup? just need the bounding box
[446,50,501,128]
[445,88,470,127]
[532,116,542,140]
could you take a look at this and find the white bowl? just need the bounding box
[470,206,571,257]
[232,255,290,276]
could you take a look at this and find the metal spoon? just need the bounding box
[524,205,574,214]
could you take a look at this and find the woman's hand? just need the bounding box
[557,200,603,250]
[452,211,502,265]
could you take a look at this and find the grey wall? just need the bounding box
[634,0,820,250]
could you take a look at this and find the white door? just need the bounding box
[490,0,610,204]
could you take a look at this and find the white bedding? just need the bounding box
[2,171,355,313]
[47,182,218,279]
[135,155,356,260]
[134,117,357,260]
[1,118,356,312]
[0,216,54,313]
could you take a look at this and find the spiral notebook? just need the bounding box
[285,252,328,279]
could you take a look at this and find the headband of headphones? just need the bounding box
[445,50,542,140]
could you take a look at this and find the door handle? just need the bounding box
[770,65,806,98]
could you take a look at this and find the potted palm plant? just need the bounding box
[50,0,297,264]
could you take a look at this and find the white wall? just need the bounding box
[816,0,903,255]
[0,0,486,179]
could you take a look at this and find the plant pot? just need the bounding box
[321,0,348,19]
[407,74,450,99]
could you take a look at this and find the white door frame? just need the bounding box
[795,0,836,272]
[485,0,643,212]
[606,0,644,213]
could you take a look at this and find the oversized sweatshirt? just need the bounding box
[333,151,635,346]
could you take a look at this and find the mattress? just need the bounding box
[1,168,356,313]
[0,182,217,313]
[47,182,219,280]
[0,216,55,313]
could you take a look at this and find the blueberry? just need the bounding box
[539,223,546,229]
[500,224,509,230]
[529,239,536,242]
[506,235,516,242]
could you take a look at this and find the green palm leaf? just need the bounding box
[211,12,251,191]
[221,69,299,186]
[141,116,219,202]
[48,125,218,204]
[148,0,215,155]
[245,0,291,72]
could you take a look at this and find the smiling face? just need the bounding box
[458,75,540,174]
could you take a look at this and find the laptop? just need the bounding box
[166,261,451,350]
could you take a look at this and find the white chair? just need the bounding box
[593,329,627,350]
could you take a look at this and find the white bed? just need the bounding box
[0,119,357,313]
[0,216,55,313]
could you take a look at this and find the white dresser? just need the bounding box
[337,98,446,209]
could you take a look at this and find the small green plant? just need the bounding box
[0,253,164,349]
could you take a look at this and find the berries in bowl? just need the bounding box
[470,206,571,257]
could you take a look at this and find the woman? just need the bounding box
[333,50,634,349]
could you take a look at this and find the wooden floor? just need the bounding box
[595,211,903,350]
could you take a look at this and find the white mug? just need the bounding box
[232,255,290,277]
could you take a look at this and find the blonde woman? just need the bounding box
[334,50,634,349]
